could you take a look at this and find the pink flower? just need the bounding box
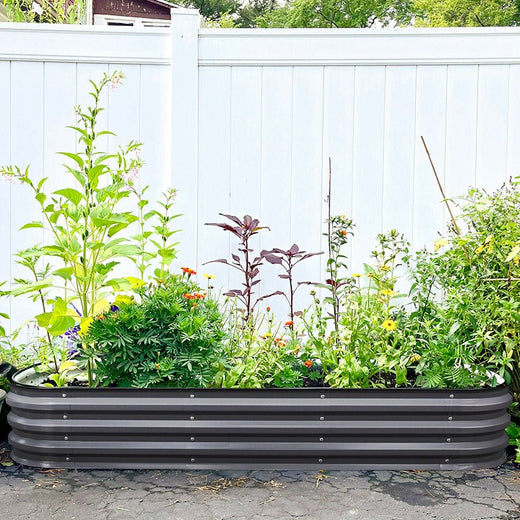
[1,173,22,185]
[110,76,122,90]
[120,167,139,183]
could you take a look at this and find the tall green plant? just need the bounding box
[408,182,520,395]
[0,71,180,385]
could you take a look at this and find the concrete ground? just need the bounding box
[1,443,519,520]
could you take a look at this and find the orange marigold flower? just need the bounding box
[181,267,196,276]
[304,360,313,368]
[183,293,195,300]
[99,315,106,320]
[192,302,198,309]
[266,306,271,312]
[340,230,347,236]
[155,363,160,369]
[276,340,287,348]
[285,320,294,327]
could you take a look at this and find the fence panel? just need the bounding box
[2,21,520,325]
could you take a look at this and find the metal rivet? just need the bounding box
[319,437,324,442]
[320,394,325,399]
[190,394,195,398]
[319,416,325,421]
[190,437,195,441]
[190,458,196,462]
[449,394,454,399]
[318,458,323,463]
[445,458,450,463]
[190,416,195,420]
[65,457,70,462]
[62,393,67,398]
[446,438,451,443]
[63,415,68,419]
[64,436,69,441]
[448,416,453,421]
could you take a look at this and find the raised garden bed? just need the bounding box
[7,367,512,470]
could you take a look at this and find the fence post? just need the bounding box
[171,7,200,268]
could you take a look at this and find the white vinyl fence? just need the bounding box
[2,15,520,324]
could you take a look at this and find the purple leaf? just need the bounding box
[263,254,283,265]
[300,252,324,260]
[279,274,290,279]
[256,290,284,302]
[219,213,244,226]
[231,253,241,263]
[204,258,230,265]
[289,244,299,255]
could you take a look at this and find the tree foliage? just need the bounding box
[256,0,414,28]
[413,0,520,27]
[3,0,85,23]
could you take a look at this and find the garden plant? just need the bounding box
[0,72,518,464]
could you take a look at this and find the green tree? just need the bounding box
[3,0,85,23]
[413,0,520,26]
[256,0,414,28]
[177,0,240,22]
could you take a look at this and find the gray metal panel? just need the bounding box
[7,382,512,470]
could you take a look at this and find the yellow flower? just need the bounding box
[380,289,395,296]
[352,273,363,278]
[381,319,397,331]
[264,332,272,338]
[409,353,421,364]
[380,265,391,271]
[204,273,216,279]
[434,238,448,252]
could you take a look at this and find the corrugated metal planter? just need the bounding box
[7,367,512,470]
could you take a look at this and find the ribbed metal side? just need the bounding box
[7,382,512,469]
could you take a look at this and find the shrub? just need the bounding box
[86,274,226,387]
[408,183,520,396]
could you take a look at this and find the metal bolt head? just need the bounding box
[318,458,323,463]
[64,436,69,441]
[445,458,450,463]
[190,416,195,420]
[446,438,451,443]
[448,416,453,421]
[190,458,196,463]
[65,457,70,462]
[190,394,195,398]
[319,416,325,421]
[449,394,454,399]
[62,393,67,398]
[319,437,324,442]
[63,415,68,419]
[190,437,195,441]
[320,394,325,399]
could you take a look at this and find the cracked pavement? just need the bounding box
[1,443,519,520]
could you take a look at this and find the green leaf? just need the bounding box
[58,152,84,169]
[53,188,84,206]
[20,221,44,230]
[35,192,46,205]
[109,244,142,256]
[87,164,106,188]
[11,279,53,297]
[52,267,74,280]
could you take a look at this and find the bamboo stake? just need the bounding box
[420,136,462,236]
